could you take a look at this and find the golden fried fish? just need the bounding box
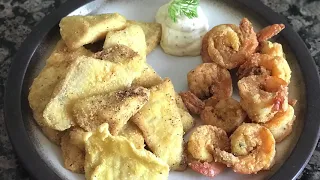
[84,123,169,180]
[72,87,150,134]
[118,121,145,149]
[132,63,163,88]
[43,55,144,131]
[41,126,66,145]
[60,128,85,173]
[132,79,184,170]
[59,13,126,49]
[175,94,195,133]
[127,20,162,54]
[28,40,92,127]
[93,44,138,63]
[104,24,147,57]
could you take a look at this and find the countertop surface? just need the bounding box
[0,0,320,179]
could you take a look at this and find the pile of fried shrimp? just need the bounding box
[180,18,297,177]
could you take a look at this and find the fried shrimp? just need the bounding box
[188,161,226,177]
[238,53,291,83]
[188,125,230,162]
[238,75,288,123]
[260,41,285,58]
[179,91,205,115]
[211,123,276,174]
[187,63,232,100]
[263,105,296,143]
[200,98,247,134]
[202,18,258,69]
[257,24,285,42]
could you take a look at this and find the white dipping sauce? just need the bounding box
[156,3,209,56]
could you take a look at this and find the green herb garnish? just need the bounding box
[168,0,200,22]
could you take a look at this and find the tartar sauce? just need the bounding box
[156,3,209,56]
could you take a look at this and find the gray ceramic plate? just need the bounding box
[4,0,320,180]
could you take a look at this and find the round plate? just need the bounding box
[4,0,320,180]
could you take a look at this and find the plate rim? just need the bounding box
[4,0,320,180]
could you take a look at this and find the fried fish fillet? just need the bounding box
[132,63,163,88]
[59,13,126,49]
[93,44,138,63]
[41,126,66,145]
[46,40,93,65]
[43,55,144,131]
[127,20,162,54]
[175,94,195,133]
[72,87,150,134]
[118,121,145,149]
[28,41,92,127]
[84,123,169,180]
[60,128,85,173]
[103,24,147,57]
[132,79,184,170]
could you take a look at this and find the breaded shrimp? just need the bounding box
[179,91,205,115]
[200,98,247,134]
[212,123,276,174]
[188,63,232,100]
[202,18,258,69]
[238,75,288,123]
[188,125,230,162]
[238,53,291,83]
[260,41,285,58]
[263,105,296,143]
[257,24,285,42]
[188,161,226,177]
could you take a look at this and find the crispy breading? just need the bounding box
[43,55,144,131]
[46,40,93,65]
[84,123,169,180]
[60,128,85,173]
[127,20,162,54]
[118,121,145,149]
[93,44,138,63]
[188,125,230,162]
[132,79,184,170]
[104,24,147,57]
[69,127,86,150]
[41,126,66,145]
[72,87,150,134]
[175,94,195,133]
[59,13,126,49]
[132,63,162,88]
[28,41,92,127]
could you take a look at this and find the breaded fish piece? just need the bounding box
[118,121,145,149]
[94,44,138,63]
[72,87,150,134]
[175,94,195,133]
[60,128,85,173]
[69,127,86,150]
[131,67,193,133]
[132,63,163,88]
[28,41,92,127]
[127,20,162,54]
[41,126,66,145]
[46,40,93,65]
[43,55,144,131]
[84,123,169,180]
[103,24,147,57]
[132,79,184,170]
[59,13,126,49]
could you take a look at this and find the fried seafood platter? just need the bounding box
[27,1,305,180]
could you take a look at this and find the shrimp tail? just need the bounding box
[257,24,285,42]
[188,161,226,177]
